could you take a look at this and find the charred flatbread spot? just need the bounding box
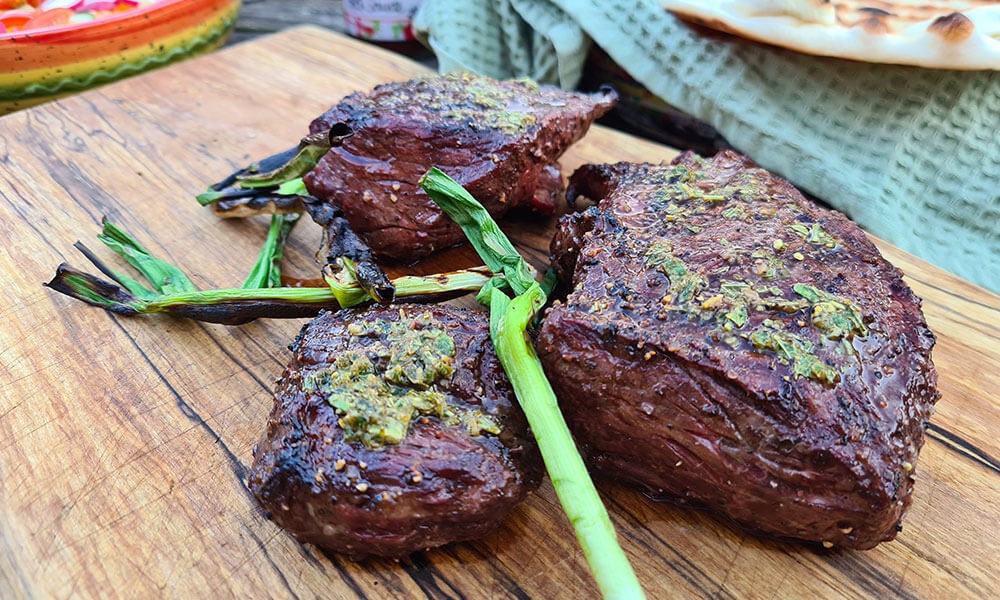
[856,13,890,34]
[928,12,975,43]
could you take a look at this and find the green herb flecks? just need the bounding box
[722,205,747,219]
[461,411,503,437]
[793,283,868,340]
[712,280,809,330]
[444,105,536,134]
[438,80,538,134]
[720,280,750,298]
[679,182,725,202]
[347,311,456,388]
[668,163,696,184]
[758,295,810,314]
[659,200,691,223]
[724,304,749,328]
[305,353,451,447]
[645,241,705,305]
[650,161,773,227]
[750,248,789,281]
[789,222,838,249]
[719,240,746,266]
[305,311,494,448]
[749,319,840,384]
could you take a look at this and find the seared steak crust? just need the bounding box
[537,151,939,549]
[249,305,542,557]
[303,73,616,260]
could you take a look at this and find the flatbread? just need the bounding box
[660,1,1000,69]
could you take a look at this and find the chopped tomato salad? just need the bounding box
[1,0,154,34]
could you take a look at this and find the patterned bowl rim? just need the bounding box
[0,0,232,42]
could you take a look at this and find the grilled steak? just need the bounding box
[249,304,543,557]
[537,151,939,549]
[303,73,616,260]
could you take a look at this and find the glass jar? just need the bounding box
[343,0,423,43]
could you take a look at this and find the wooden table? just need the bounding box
[1,27,998,599]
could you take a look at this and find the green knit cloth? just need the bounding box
[415,0,1000,293]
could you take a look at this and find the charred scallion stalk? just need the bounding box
[242,213,301,289]
[420,168,645,600]
[46,218,491,325]
[195,123,353,215]
[316,206,396,304]
[194,123,394,302]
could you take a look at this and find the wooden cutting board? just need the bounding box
[1,27,997,599]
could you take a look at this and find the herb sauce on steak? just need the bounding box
[249,304,542,557]
[538,151,939,549]
[303,73,616,260]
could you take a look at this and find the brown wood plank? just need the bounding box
[0,26,997,599]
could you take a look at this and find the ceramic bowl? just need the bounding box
[0,0,241,114]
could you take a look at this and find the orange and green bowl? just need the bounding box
[0,0,241,114]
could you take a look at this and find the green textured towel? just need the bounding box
[415,0,1000,293]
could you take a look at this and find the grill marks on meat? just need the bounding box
[249,304,542,558]
[303,73,616,260]
[537,151,939,549]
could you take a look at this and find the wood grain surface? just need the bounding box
[1,27,998,599]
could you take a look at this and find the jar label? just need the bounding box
[344,0,423,42]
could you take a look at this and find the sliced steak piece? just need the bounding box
[537,151,939,550]
[303,73,616,260]
[249,304,543,558]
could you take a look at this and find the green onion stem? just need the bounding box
[141,286,337,311]
[492,286,644,599]
[48,217,491,324]
[242,213,301,289]
[236,143,330,189]
[420,167,645,599]
[48,263,492,324]
[324,268,493,309]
